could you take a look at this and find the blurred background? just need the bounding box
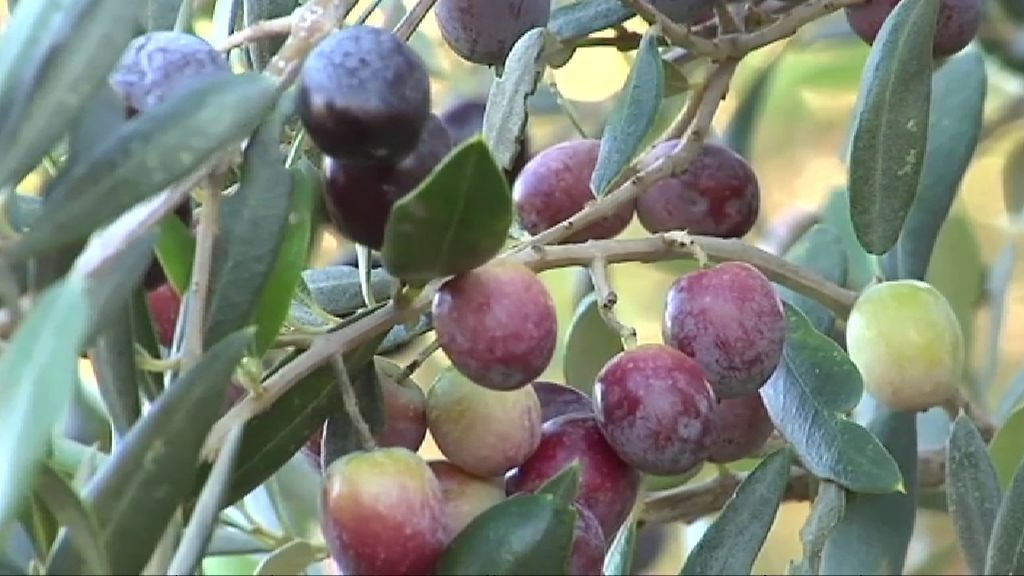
[4,0,1021,573]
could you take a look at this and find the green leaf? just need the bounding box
[48,329,252,575]
[206,527,270,556]
[62,377,112,452]
[889,49,986,280]
[603,511,638,576]
[435,494,576,575]
[263,453,323,541]
[846,0,939,254]
[154,213,196,295]
[8,72,279,261]
[3,192,42,233]
[989,403,1024,488]
[724,49,785,160]
[536,461,581,506]
[548,0,633,41]
[86,297,144,432]
[788,481,846,575]
[820,187,875,291]
[143,0,183,30]
[205,104,293,346]
[482,28,549,173]
[166,425,245,576]
[381,138,513,283]
[681,448,794,575]
[0,276,89,528]
[946,413,1002,574]
[0,0,139,190]
[820,405,918,575]
[251,158,318,355]
[302,265,395,317]
[68,84,127,163]
[978,243,1016,389]
[1004,137,1024,220]
[760,304,903,493]
[76,230,157,345]
[778,224,848,334]
[221,333,384,505]
[590,28,663,196]
[563,292,623,395]
[985,457,1024,575]
[36,464,110,576]
[253,540,317,575]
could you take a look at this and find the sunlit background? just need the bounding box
[4,0,1022,573]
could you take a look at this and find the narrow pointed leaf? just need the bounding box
[760,304,903,493]
[251,158,318,355]
[0,0,139,190]
[563,292,623,395]
[603,511,638,576]
[536,461,581,506]
[254,540,317,575]
[591,28,663,196]
[1004,138,1024,219]
[778,224,848,334]
[482,28,549,172]
[820,187,874,291]
[821,405,918,575]
[724,48,786,160]
[154,214,196,295]
[205,103,293,346]
[144,0,184,30]
[0,276,89,528]
[381,138,513,283]
[7,72,278,261]
[681,448,794,575]
[946,413,1002,574]
[36,464,110,576]
[166,425,245,576]
[890,49,986,279]
[985,458,1024,575]
[549,0,632,41]
[435,494,576,575]
[847,0,939,254]
[990,403,1024,488]
[48,329,252,575]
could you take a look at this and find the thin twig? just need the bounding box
[642,447,947,525]
[331,355,377,450]
[393,0,438,41]
[265,0,357,80]
[200,230,859,460]
[589,257,637,348]
[515,59,738,249]
[398,339,440,381]
[217,15,293,52]
[180,187,221,370]
[356,0,387,24]
[547,78,591,139]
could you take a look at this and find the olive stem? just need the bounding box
[589,256,638,349]
[393,0,438,42]
[180,186,221,371]
[216,14,293,52]
[642,447,948,526]
[399,339,441,382]
[330,354,378,451]
[199,230,859,461]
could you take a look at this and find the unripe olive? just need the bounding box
[845,280,965,412]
